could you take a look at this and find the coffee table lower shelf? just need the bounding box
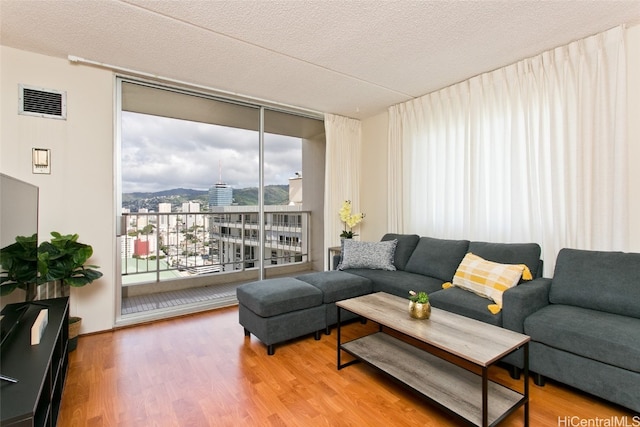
[340,332,524,426]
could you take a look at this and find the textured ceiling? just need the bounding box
[2,0,640,119]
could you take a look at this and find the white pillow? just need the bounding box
[338,239,397,271]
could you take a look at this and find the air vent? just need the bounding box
[19,84,67,120]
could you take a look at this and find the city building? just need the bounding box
[181,202,203,229]
[289,172,302,206]
[209,182,232,207]
[211,174,306,270]
[158,202,173,229]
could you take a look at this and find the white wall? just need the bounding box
[359,23,640,255]
[1,46,115,334]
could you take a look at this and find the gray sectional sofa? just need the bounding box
[238,234,542,364]
[522,248,640,412]
[341,234,543,329]
[323,233,543,375]
[237,235,640,412]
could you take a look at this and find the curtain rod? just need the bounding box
[67,54,324,120]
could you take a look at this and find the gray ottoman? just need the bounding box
[296,271,373,333]
[236,277,325,355]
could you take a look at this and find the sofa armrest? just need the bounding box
[502,278,551,333]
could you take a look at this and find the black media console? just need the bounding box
[1,297,69,427]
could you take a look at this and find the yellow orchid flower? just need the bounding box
[338,200,365,238]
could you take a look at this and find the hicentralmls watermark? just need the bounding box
[558,416,640,427]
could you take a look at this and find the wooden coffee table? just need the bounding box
[336,292,529,427]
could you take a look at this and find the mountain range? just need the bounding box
[122,185,290,212]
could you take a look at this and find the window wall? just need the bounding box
[116,78,325,321]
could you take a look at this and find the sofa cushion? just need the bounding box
[236,278,322,318]
[296,271,373,303]
[468,241,542,280]
[346,269,444,297]
[451,252,528,313]
[404,237,470,282]
[429,287,502,326]
[338,239,398,271]
[550,248,640,318]
[525,304,640,373]
[381,233,420,270]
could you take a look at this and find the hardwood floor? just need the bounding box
[59,306,637,426]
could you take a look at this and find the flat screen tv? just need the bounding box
[0,173,39,344]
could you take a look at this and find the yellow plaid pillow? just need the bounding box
[451,253,530,314]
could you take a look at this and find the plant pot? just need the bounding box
[409,301,431,320]
[68,316,81,352]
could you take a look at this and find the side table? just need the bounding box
[327,246,341,270]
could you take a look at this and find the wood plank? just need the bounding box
[342,332,522,426]
[58,306,637,426]
[337,292,529,366]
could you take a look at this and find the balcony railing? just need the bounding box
[121,208,310,286]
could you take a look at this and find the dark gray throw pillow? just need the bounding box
[404,236,470,281]
[338,239,398,271]
[381,233,420,270]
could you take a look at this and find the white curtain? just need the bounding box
[324,113,362,251]
[389,26,627,276]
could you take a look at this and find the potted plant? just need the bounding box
[338,200,365,239]
[37,232,103,351]
[408,290,431,319]
[0,233,39,301]
[1,232,101,350]
[37,232,103,287]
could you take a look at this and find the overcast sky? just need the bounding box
[121,112,302,193]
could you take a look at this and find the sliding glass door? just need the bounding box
[115,78,325,323]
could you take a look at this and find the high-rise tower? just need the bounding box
[209,161,232,207]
